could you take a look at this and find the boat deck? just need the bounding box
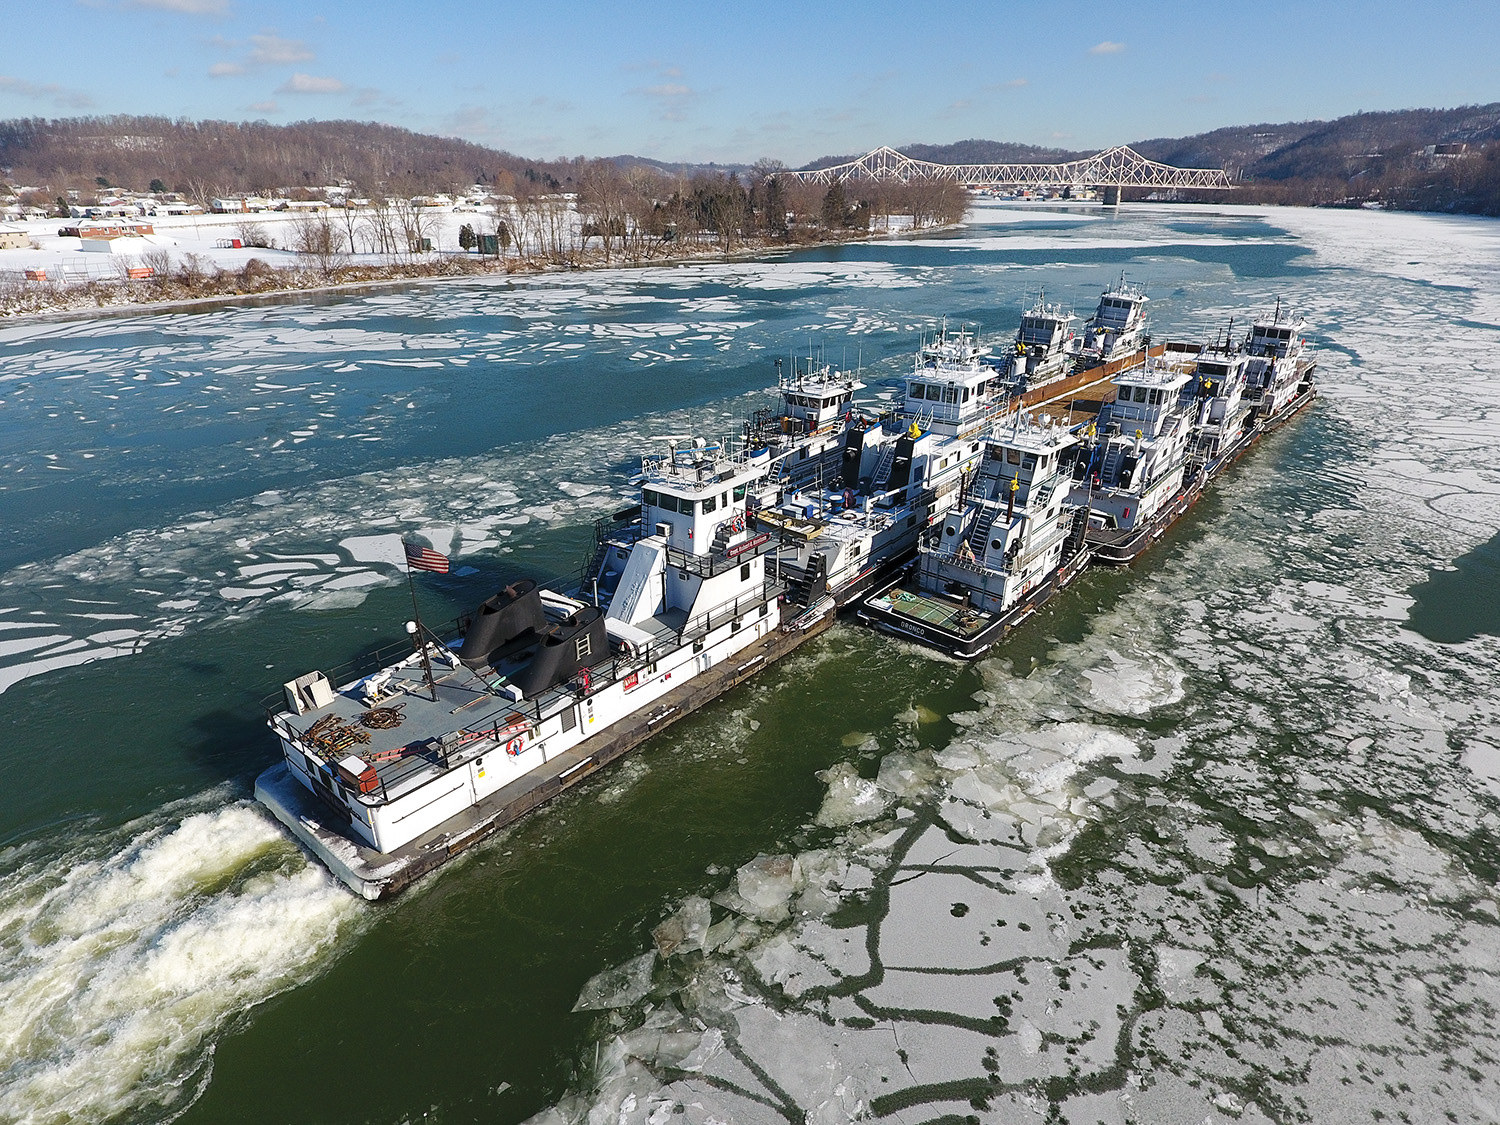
[273,651,578,799]
[867,586,989,640]
[258,600,838,899]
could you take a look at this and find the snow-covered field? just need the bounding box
[0,206,503,283]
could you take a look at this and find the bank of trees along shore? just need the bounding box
[208,163,965,279]
[0,160,967,317]
[268,162,964,276]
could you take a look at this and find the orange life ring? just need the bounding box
[505,736,524,755]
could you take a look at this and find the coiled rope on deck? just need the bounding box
[359,703,406,730]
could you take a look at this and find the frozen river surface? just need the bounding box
[1,202,1499,1125]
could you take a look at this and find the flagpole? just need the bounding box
[403,544,438,701]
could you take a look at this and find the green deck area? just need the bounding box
[870,586,990,638]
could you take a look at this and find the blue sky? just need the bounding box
[3,0,1496,165]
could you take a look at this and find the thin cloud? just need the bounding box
[0,75,95,109]
[248,99,280,114]
[277,73,345,94]
[249,33,313,65]
[208,29,313,77]
[128,0,229,13]
[1089,41,1125,55]
[634,80,697,122]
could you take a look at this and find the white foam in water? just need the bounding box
[0,799,361,1125]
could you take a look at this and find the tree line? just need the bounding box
[250,161,967,277]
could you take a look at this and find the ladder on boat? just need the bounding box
[873,408,932,488]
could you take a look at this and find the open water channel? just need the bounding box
[2,201,1499,1125]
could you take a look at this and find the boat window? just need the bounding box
[962,388,970,401]
[1135,387,1149,402]
[741,563,751,581]
[928,384,945,401]
[733,484,746,501]
[1007,449,1021,464]
[703,494,717,514]
[680,497,696,515]
[1022,456,1037,471]
[943,387,958,404]
[721,492,729,507]
[643,489,659,507]
[656,493,677,513]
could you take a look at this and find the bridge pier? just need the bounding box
[1101,185,1121,207]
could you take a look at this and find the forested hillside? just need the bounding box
[5,104,1500,216]
[823,103,1500,215]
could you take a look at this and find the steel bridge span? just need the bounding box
[789,145,1231,203]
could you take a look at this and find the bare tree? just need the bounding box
[292,213,349,278]
[577,160,629,265]
[234,217,276,249]
[366,196,400,256]
[335,193,364,255]
[390,196,430,255]
[175,251,211,291]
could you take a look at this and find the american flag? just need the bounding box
[403,541,449,574]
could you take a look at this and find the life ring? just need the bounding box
[505,736,525,755]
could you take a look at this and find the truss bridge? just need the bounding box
[789,145,1231,203]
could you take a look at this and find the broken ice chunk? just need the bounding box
[652,895,712,957]
[733,853,803,920]
[874,750,934,798]
[572,951,657,1011]
[814,762,890,827]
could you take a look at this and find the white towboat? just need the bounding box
[1078,275,1149,364]
[754,324,1015,606]
[743,357,864,495]
[1000,294,1080,391]
[860,410,1091,658]
[1069,352,1198,565]
[256,438,833,899]
[1240,302,1315,422]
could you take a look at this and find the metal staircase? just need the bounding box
[872,408,932,488]
[1099,443,1125,488]
[966,504,1000,557]
[710,519,739,556]
[783,554,828,607]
